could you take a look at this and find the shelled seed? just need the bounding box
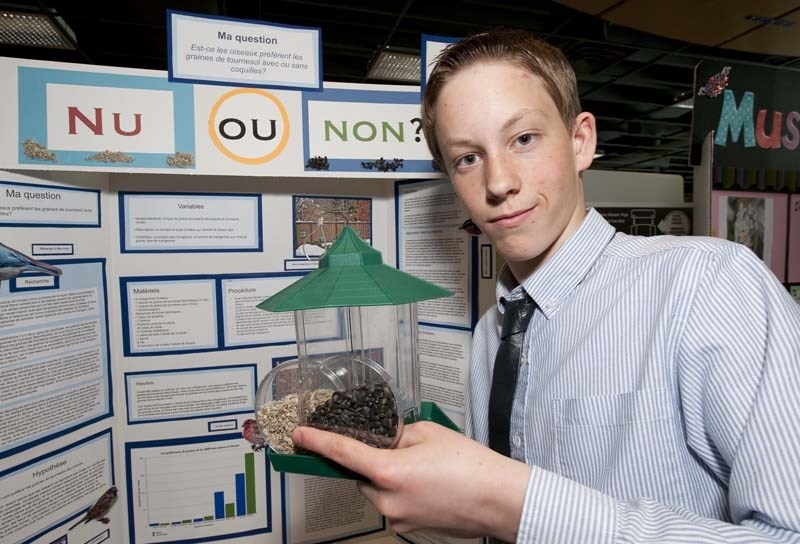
[23,139,56,161]
[256,389,334,454]
[167,151,195,168]
[86,150,134,163]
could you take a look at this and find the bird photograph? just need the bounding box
[69,486,117,530]
[0,241,62,285]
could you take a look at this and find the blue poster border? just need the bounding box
[394,178,476,331]
[118,191,263,253]
[166,10,323,91]
[0,429,115,544]
[120,271,343,357]
[124,363,257,425]
[301,87,435,173]
[17,66,195,169]
[0,258,113,459]
[420,33,461,95]
[124,433,275,544]
[0,180,101,228]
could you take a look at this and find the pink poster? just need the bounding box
[789,195,800,284]
[711,190,788,282]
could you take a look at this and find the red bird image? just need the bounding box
[69,486,117,530]
[242,419,267,452]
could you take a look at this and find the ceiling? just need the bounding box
[2,0,800,197]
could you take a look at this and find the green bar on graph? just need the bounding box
[204,515,213,521]
[226,503,235,518]
[182,520,191,524]
[245,452,256,515]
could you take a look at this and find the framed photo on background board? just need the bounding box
[292,195,372,259]
[711,190,788,282]
[788,195,800,285]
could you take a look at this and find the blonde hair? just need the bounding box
[421,28,581,169]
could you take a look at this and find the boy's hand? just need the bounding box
[292,421,530,542]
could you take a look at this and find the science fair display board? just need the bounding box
[0,54,488,544]
[0,53,688,544]
[691,60,800,303]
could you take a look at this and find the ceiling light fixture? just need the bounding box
[0,9,76,50]
[670,97,694,109]
[366,49,421,83]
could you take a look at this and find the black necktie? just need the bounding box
[488,295,535,457]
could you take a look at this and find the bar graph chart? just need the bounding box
[127,436,272,543]
[145,450,256,527]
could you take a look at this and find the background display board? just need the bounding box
[0,54,698,544]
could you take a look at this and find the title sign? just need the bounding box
[168,10,322,90]
[17,67,195,169]
[303,88,434,173]
[207,88,290,164]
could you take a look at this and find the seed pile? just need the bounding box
[360,157,404,172]
[306,383,399,448]
[167,151,195,168]
[86,150,134,163]
[23,139,56,161]
[256,389,333,454]
[305,155,330,170]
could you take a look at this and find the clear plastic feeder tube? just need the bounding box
[395,302,420,421]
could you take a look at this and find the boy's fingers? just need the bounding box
[292,426,385,478]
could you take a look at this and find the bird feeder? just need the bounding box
[254,226,454,478]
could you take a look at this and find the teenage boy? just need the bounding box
[293,28,800,543]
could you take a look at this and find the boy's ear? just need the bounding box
[572,112,597,173]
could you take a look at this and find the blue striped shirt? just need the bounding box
[466,208,800,543]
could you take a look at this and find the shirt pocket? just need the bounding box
[554,387,685,502]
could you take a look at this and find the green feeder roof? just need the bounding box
[257,226,453,311]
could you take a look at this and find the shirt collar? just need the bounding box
[495,208,616,319]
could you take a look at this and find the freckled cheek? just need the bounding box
[461,192,480,212]
[455,191,487,222]
[452,173,484,194]
[450,181,479,210]
[530,159,572,193]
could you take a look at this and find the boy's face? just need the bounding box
[435,61,596,280]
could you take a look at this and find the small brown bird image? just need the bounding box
[69,486,117,530]
[242,419,267,452]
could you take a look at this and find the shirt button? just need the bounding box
[512,434,522,448]
[520,354,528,365]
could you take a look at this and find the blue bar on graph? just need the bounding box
[214,491,225,519]
[235,473,246,516]
[193,518,203,522]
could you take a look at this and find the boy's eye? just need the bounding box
[517,133,533,145]
[456,154,478,167]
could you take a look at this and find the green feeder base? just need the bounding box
[267,401,461,479]
[268,447,362,480]
[418,400,461,432]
